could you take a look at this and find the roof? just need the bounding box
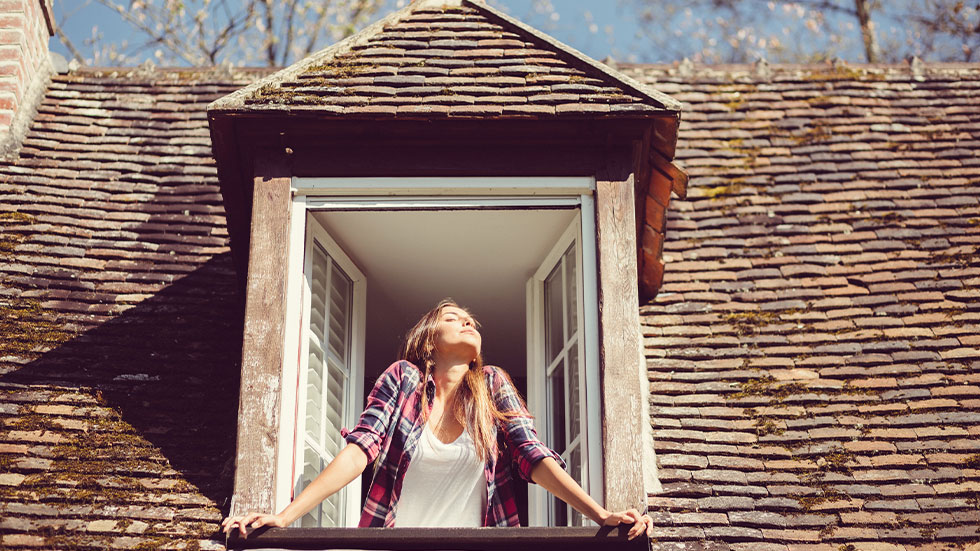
[0,67,267,551]
[0,61,978,551]
[622,61,980,549]
[208,0,680,118]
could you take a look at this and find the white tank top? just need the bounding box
[394,423,487,527]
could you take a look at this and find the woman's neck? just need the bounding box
[431,357,470,400]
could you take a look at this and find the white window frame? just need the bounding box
[278,206,367,527]
[525,211,602,526]
[278,177,601,528]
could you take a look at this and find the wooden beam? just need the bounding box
[231,150,292,516]
[289,145,601,177]
[632,130,652,307]
[594,150,647,513]
[224,114,656,147]
[228,526,650,551]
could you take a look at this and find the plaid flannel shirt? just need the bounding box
[342,360,564,527]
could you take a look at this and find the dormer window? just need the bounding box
[207,0,685,536]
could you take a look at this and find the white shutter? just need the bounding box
[293,214,366,528]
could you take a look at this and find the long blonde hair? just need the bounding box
[399,299,518,461]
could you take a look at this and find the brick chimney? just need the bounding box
[0,0,54,156]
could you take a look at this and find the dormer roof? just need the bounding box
[208,0,680,119]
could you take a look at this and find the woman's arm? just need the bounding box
[530,457,653,540]
[223,362,407,537]
[486,366,653,540]
[221,441,368,536]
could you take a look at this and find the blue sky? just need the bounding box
[51,0,890,67]
[50,1,639,66]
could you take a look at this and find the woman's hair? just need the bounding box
[399,298,520,461]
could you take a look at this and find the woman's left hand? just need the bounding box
[599,508,654,540]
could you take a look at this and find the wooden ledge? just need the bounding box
[227,526,650,551]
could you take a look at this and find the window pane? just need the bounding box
[544,262,564,365]
[321,489,341,527]
[569,446,583,526]
[567,339,580,443]
[549,359,566,453]
[553,495,568,527]
[564,246,577,341]
[300,447,324,527]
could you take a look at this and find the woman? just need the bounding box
[223,299,653,539]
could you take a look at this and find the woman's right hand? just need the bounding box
[221,512,287,538]
[220,443,368,539]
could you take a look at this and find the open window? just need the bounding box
[525,214,602,527]
[276,178,600,527]
[288,218,366,527]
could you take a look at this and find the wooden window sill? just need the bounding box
[227,526,650,551]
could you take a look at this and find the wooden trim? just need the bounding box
[38,0,55,35]
[289,145,603,178]
[594,151,647,512]
[632,132,652,306]
[293,176,595,196]
[235,118,654,146]
[275,196,310,510]
[231,150,293,516]
[227,526,649,551]
[649,148,689,201]
[209,116,251,286]
[650,116,680,161]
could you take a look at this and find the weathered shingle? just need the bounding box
[222,1,676,118]
[627,62,980,551]
[0,67,269,551]
[2,59,980,551]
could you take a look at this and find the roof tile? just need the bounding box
[230,2,672,119]
[0,67,259,550]
[630,61,980,548]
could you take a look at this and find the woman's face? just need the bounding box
[432,305,481,363]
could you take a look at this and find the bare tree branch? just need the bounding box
[281,0,298,66]
[620,0,973,63]
[60,0,385,67]
[55,26,87,63]
[302,1,335,56]
[92,0,203,65]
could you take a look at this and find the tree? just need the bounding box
[904,0,980,61]
[56,0,391,67]
[55,0,979,67]
[621,0,979,63]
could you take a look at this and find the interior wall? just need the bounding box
[312,208,579,395]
